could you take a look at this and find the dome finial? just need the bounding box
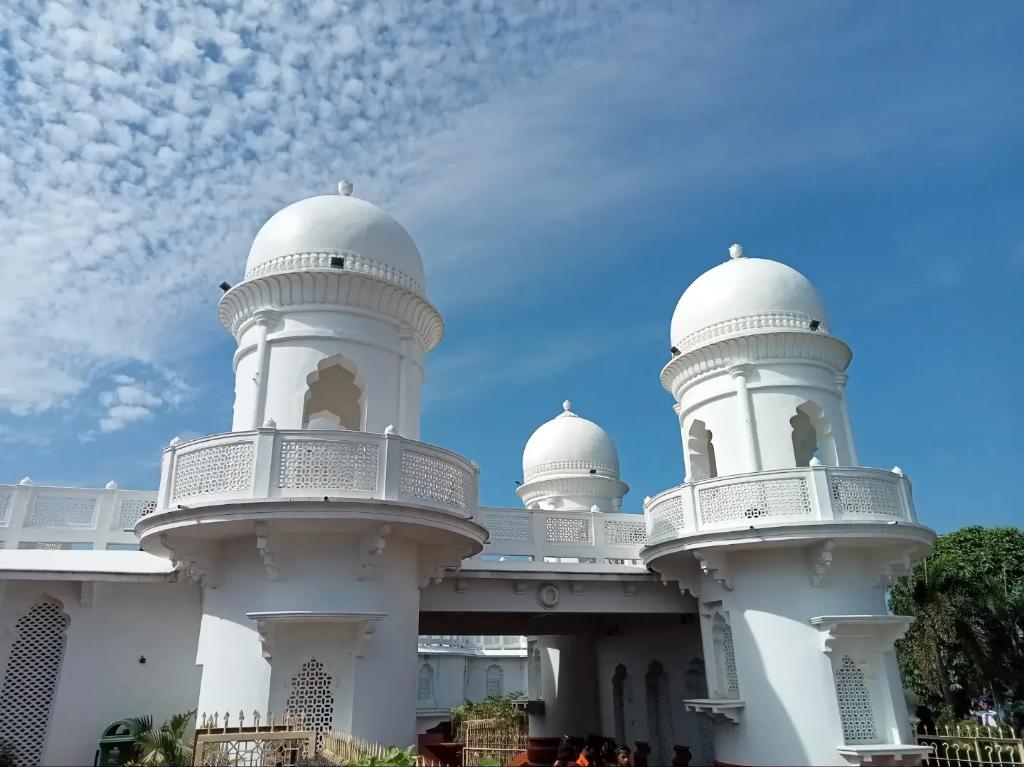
[729,243,744,260]
[562,400,572,413]
[337,179,354,196]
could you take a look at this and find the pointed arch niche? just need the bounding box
[645,660,674,766]
[790,401,837,467]
[687,419,718,481]
[302,356,365,431]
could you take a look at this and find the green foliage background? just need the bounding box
[890,526,1024,717]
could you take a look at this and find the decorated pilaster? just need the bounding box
[643,245,935,766]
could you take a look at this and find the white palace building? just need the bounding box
[0,185,935,767]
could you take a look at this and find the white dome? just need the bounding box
[245,189,426,293]
[522,401,620,482]
[671,249,828,351]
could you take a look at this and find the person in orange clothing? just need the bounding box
[575,736,602,766]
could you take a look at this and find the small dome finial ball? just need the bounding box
[562,400,572,413]
[729,243,744,260]
[337,179,354,196]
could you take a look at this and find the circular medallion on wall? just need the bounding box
[537,582,560,609]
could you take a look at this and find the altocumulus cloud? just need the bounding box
[0,0,641,416]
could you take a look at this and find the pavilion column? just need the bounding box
[834,372,859,466]
[728,364,761,473]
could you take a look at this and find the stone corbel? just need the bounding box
[254,522,280,581]
[694,549,733,590]
[417,547,462,589]
[162,536,221,588]
[806,539,835,587]
[357,523,391,580]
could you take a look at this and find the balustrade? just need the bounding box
[644,466,917,545]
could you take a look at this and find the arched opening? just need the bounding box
[485,664,504,697]
[417,662,435,703]
[612,663,629,746]
[302,357,363,431]
[790,401,838,466]
[687,419,718,481]
[645,660,674,766]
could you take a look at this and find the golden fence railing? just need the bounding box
[193,711,440,766]
[915,723,1024,766]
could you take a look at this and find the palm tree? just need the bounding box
[126,711,195,767]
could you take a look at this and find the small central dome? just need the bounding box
[245,189,426,294]
[522,401,620,482]
[671,251,827,351]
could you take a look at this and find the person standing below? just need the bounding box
[614,745,632,767]
[575,736,602,766]
[553,735,576,767]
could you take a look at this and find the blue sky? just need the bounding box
[0,1,1021,533]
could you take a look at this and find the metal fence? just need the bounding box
[916,724,1024,766]
[193,711,439,766]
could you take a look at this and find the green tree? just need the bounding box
[890,526,1024,716]
[126,711,195,767]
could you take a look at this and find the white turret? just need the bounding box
[642,245,934,767]
[518,401,628,512]
[221,182,442,438]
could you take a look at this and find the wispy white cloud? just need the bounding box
[95,373,192,433]
[0,0,1018,421]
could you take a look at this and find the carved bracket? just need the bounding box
[254,522,280,581]
[694,549,733,590]
[807,539,836,587]
[357,524,391,581]
[163,536,221,588]
[809,615,914,655]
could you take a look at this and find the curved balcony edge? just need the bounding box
[642,465,925,547]
[149,428,479,521]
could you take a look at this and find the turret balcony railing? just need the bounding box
[644,465,917,546]
[154,428,478,519]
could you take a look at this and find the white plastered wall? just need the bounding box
[0,579,201,766]
[195,532,421,746]
[700,548,904,766]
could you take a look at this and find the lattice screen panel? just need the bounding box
[544,516,591,544]
[722,623,740,698]
[172,442,254,500]
[117,498,157,528]
[485,664,504,696]
[829,475,903,518]
[483,512,532,542]
[699,478,811,525]
[0,601,70,767]
[417,663,435,702]
[278,440,379,491]
[649,494,686,540]
[835,654,877,743]
[285,658,334,748]
[400,450,471,512]
[26,496,96,528]
[603,518,647,546]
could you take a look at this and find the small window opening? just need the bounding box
[687,419,718,481]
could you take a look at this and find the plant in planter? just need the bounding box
[125,710,196,767]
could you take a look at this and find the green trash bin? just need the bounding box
[95,720,141,767]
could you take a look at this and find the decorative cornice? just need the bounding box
[218,270,444,351]
[661,330,852,399]
[674,311,830,355]
[245,249,424,296]
[523,459,619,483]
[516,474,629,508]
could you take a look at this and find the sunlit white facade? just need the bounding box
[0,188,934,766]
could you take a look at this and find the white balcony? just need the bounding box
[153,428,478,519]
[644,465,918,546]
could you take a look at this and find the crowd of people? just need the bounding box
[551,736,632,767]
